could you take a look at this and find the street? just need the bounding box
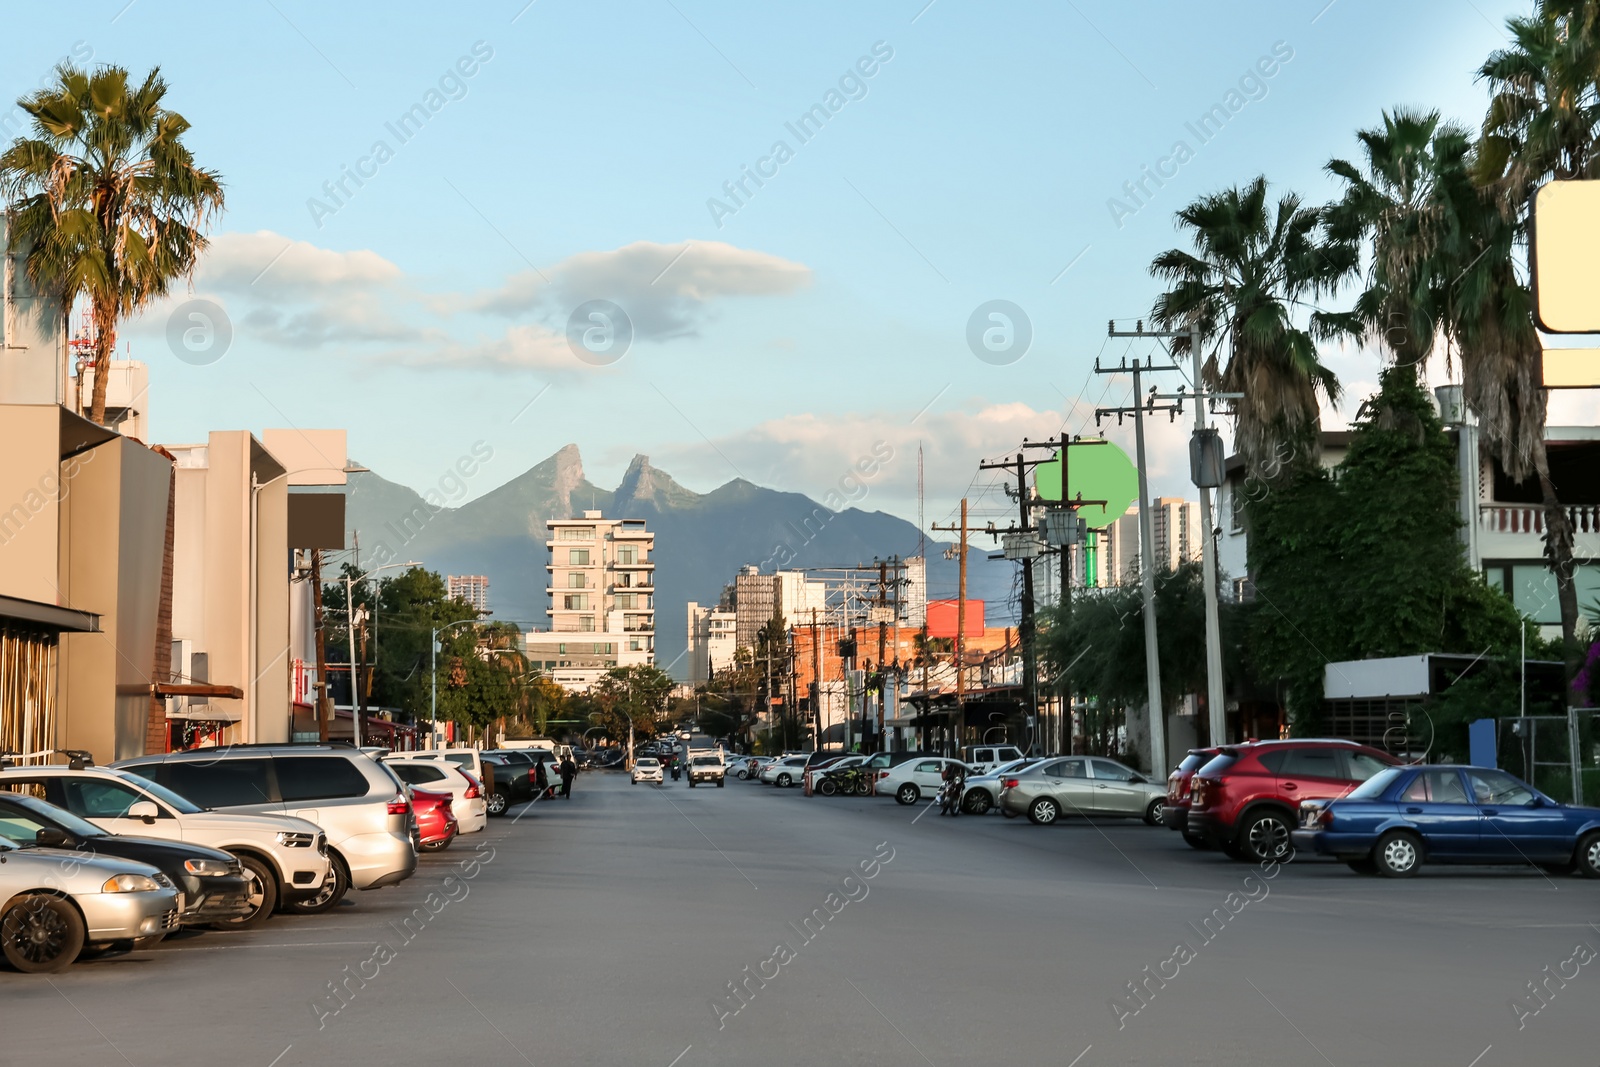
[5,770,1594,1066]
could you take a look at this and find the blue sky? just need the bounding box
[1,0,1546,533]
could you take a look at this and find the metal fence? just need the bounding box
[1497,710,1599,806]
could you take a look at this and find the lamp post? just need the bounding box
[431,618,481,747]
[341,559,418,746]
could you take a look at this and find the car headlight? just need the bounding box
[183,857,233,877]
[277,831,315,848]
[102,873,162,893]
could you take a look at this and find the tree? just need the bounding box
[1149,176,1353,482]
[0,64,224,425]
[587,665,675,743]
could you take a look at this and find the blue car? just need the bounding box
[1290,764,1600,878]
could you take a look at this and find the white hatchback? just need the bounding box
[385,759,488,833]
[632,758,663,784]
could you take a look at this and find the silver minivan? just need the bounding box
[115,745,417,913]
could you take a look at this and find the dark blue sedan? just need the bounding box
[1289,764,1600,877]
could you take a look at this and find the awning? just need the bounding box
[166,705,241,723]
[0,593,100,633]
[153,683,245,699]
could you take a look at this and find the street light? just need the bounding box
[430,618,481,747]
[342,560,419,746]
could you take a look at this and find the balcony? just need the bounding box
[1478,503,1600,558]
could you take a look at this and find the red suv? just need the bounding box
[1185,740,1400,862]
[1165,748,1219,848]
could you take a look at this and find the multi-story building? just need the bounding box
[1074,497,1202,588]
[686,601,738,686]
[530,511,654,691]
[447,574,490,614]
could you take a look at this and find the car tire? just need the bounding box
[283,853,350,915]
[1237,810,1293,863]
[1002,808,1019,819]
[1144,798,1166,826]
[1,895,86,974]
[212,855,277,930]
[1346,857,1378,874]
[487,791,509,816]
[1182,832,1210,851]
[1576,831,1600,879]
[963,790,992,815]
[818,778,838,797]
[1028,797,1060,825]
[895,783,920,805]
[1372,830,1422,877]
[717,778,725,787]
[777,773,793,788]
[688,780,696,788]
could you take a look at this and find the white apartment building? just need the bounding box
[686,601,737,686]
[531,510,654,691]
[447,574,490,614]
[1073,497,1203,588]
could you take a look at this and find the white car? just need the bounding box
[759,755,810,788]
[413,747,486,785]
[385,759,488,833]
[632,758,663,784]
[963,745,1027,775]
[877,757,979,805]
[732,756,772,780]
[0,764,332,929]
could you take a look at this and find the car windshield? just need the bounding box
[0,793,107,839]
[114,770,205,814]
[636,759,659,767]
[692,756,719,765]
[1176,753,1211,773]
[1345,766,1405,800]
[1195,753,1238,778]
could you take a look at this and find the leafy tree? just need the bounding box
[587,664,674,743]
[1149,176,1352,482]
[1,64,224,425]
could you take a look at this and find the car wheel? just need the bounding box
[818,778,838,797]
[487,791,508,816]
[777,773,793,788]
[1144,798,1166,826]
[1028,797,1060,825]
[688,780,696,788]
[895,783,920,805]
[284,854,349,915]
[1,895,86,974]
[1237,811,1292,863]
[963,790,992,815]
[1373,830,1422,877]
[717,778,725,787]
[1346,857,1379,874]
[1576,831,1600,879]
[212,855,277,930]
[1182,832,1211,851]
[1002,808,1019,819]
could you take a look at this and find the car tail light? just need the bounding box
[1002,778,1019,789]
[1190,779,1208,808]
[463,773,482,799]
[387,793,411,815]
[878,770,890,779]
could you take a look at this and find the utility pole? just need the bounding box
[810,608,822,751]
[348,534,363,748]
[1111,321,1241,750]
[312,549,331,743]
[1095,347,1184,777]
[955,499,968,758]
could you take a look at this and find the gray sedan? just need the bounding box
[960,758,1039,814]
[998,756,1167,826]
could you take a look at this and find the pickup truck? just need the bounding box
[687,753,726,787]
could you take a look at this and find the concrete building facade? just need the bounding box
[534,510,654,691]
[447,575,490,614]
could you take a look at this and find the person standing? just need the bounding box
[534,757,550,800]
[559,755,577,798]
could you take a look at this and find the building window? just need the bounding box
[616,593,637,608]
[568,548,590,565]
[579,616,595,632]
[568,573,587,589]
[563,594,588,610]
[617,546,637,565]
[630,639,642,651]
[558,644,566,655]
[557,527,594,541]
[594,643,612,654]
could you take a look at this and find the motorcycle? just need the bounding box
[670,760,682,781]
[937,776,965,817]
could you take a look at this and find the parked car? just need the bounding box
[0,764,330,930]
[386,760,487,833]
[1164,747,1220,847]
[410,788,458,851]
[810,755,870,794]
[878,757,978,805]
[116,744,418,913]
[759,755,811,788]
[478,752,536,815]
[963,745,1027,775]
[1185,739,1401,862]
[0,834,180,973]
[413,747,486,785]
[1292,764,1600,877]
[733,757,772,780]
[687,753,726,787]
[960,758,1037,814]
[632,758,663,784]
[0,791,251,931]
[998,756,1167,824]
[494,749,558,799]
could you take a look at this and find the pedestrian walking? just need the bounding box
[559,755,577,798]
[534,757,550,800]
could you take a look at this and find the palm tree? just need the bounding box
[1149,177,1352,482]
[1323,108,1477,372]
[0,64,223,426]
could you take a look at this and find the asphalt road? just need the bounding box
[5,770,1595,1066]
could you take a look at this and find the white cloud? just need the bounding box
[197,231,404,296]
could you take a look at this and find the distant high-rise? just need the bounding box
[447,574,490,614]
[1078,497,1201,587]
[526,511,654,691]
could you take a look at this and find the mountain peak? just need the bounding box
[615,453,697,509]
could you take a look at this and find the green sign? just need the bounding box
[1034,441,1137,528]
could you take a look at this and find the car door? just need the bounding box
[1466,768,1571,863]
[1089,759,1147,816]
[1275,747,1351,806]
[1042,758,1095,814]
[1400,769,1482,860]
[906,760,944,792]
[161,757,279,816]
[53,776,181,838]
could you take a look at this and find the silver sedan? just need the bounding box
[960,758,1039,814]
[998,756,1167,826]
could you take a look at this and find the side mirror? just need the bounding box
[1530,796,1547,808]
[34,828,72,848]
[127,800,160,823]
[1132,774,1148,784]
